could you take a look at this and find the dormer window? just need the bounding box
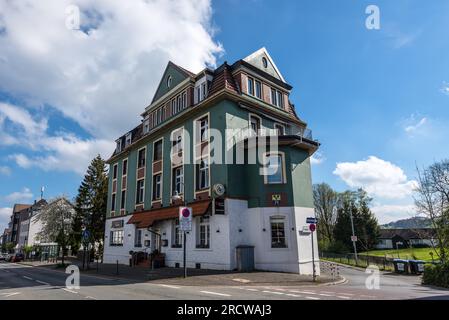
[271,88,284,108]
[125,132,132,147]
[195,79,209,104]
[116,139,122,152]
[247,77,254,96]
[143,118,150,134]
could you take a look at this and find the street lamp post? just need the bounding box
[349,205,358,265]
[172,184,187,278]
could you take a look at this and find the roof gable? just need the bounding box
[243,47,286,83]
[151,61,194,104]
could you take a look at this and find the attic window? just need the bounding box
[167,75,172,89]
[262,57,268,68]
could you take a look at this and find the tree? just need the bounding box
[414,160,449,263]
[313,183,339,246]
[333,189,380,252]
[36,197,75,266]
[72,155,108,258]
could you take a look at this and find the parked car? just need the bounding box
[10,253,24,262]
[0,253,7,260]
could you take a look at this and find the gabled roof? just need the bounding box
[243,47,286,83]
[150,61,195,104]
[13,204,31,213]
[379,228,437,240]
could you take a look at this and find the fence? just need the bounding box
[319,260,341,281]
[320,252,395,271]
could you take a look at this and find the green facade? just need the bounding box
[107,99,314,218]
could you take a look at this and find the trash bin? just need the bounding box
[236,245,255,272]
[408,260,425,274]
[393,259,409,274]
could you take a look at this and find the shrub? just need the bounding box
[422,262,449,288]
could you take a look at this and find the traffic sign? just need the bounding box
[351,235,358,242]
[179,207,192,231]
[306,217,318,224]
[309,224,316,232]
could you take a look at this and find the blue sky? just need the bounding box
[1,0,449,230]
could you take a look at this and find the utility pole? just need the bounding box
[349,204,358,265]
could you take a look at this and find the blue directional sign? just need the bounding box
[306,217,318,224]
[82,230,90,240]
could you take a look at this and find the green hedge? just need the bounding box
[422,262,449,288]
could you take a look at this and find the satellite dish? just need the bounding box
[213,183,226,196]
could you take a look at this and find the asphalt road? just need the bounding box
[1,261,448,300]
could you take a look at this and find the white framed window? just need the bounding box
[201,82,207,100]
[182,92,187,109]
[172,166,184,196]
[172,132,182,153]
[264,152,286,184]
[197,116,209,142]
[143,118,150,134]
[125,132,132,147]
[120,190,126,210]
[112,164,118,180]
[177,95,182,112]
[270,217,287,248]
[122,159,128,176]
[153,174,162,200]
[247,77,254,96]
[196,158,209,190]
[196,216,210,249]
[134,229,142,247]
[255,80,262,99]
[274,123,285,135]
[277,90,283,108]
[137,148,146,169]
[110,230,124,246]
[171,99,176,116]
[136,179,144,204]
[250,115,261,136]
[111,193,116,212]
[172,219,183,248]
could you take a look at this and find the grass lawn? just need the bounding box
[360,248,437,262]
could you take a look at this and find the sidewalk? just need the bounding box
[19,259,342,287]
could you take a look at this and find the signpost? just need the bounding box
[179,207,192,278]
[81,227,90,270]
[307,217,317,282]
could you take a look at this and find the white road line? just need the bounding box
[36,280,50,285]
[85,296,98,300]
[290,290,317,295]
[305,296,320,300]
[200,291,231,297]
[62,288,78,294]
[339,293,354,296]
[318,293,333,297]
[246,288,259,292]
[158,284,181,289]
[22,276,33,281]
[337,296,351,300]
[285,293,302,298]
[262,290,285,295]
[274,288,287,291]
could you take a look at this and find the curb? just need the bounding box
[317,276,347,286]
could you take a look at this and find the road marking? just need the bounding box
[337,296,351,300]
[200,291,231,297]
[85,296,97,300]
[318,293,333,297]
[290,290,317,295]
[305,296,320,300]
[232,278,251,283]
[274,288,287,291]
[246,288,259,292]
[36,280,50,285]
[262,290,285,295]
[22,276,33,281]
[285,293,302,297]
[339,293,354,296]
[158,284,181,289]
[0,292,20,297]
[62,288,78,294]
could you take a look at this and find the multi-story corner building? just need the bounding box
[9,204,32,247]
[103,48,320,274]
[18,199,48,249]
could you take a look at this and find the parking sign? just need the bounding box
[179,207,192,231]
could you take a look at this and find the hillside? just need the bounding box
[381,217,432,229]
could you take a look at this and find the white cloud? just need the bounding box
[0,0,223,140]
[0,166,11,176]
[3,187,34,203]
[404,117,427,134]
[311,152,325,165]
[1,102,114,174]
[371,204,416,224]
[333,156,418,199]
[0,207,12,232]
[441,81,449,96]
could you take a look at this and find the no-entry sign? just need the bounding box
[309,223,316,232]
[179,207,192,231]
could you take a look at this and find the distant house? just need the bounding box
[18,199,48,249]
[376,228,437,249]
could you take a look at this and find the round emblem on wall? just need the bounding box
[213,183,226,196]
